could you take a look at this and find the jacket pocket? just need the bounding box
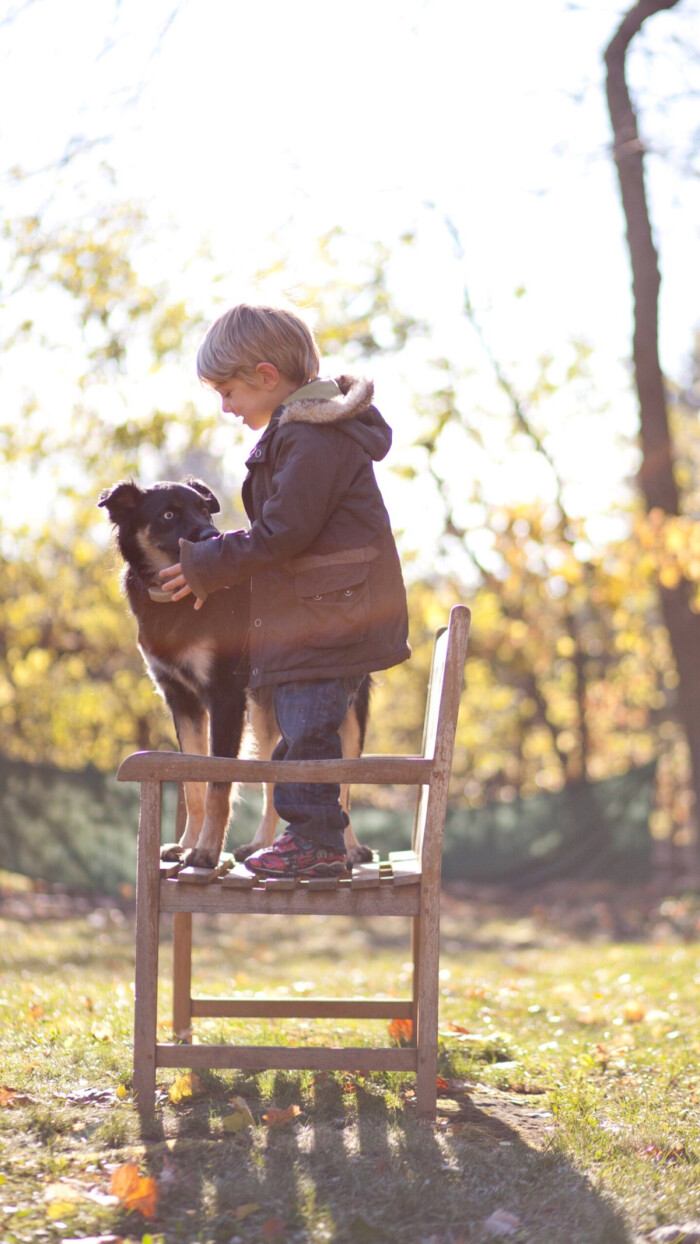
[294,560,372,649]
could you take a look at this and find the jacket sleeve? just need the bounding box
[179,425,347,599]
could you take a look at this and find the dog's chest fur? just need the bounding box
[143,637,217,697]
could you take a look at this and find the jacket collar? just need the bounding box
[278,375,374,427]
[245,374,375,468]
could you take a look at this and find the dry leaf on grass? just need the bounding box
[387,1017,414,1045]
[233,1202,260,1221]
[261,1216,286,1238]
[622,1000,646,1023]
[168,1070,203,1104]
[44,1178,120,1219]
[0,1085,35,1108]
[110,1161,158,1218]
[222,1095,256,1132]
[263,1103,301,1126]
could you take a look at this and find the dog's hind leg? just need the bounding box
[183,672,247,870]
[232,690,279,862]
[339,702,373,867]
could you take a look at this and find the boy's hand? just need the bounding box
[160,542,205,610]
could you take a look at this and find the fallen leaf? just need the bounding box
[263,1104,302,1126]
[234,1202,260,1221]
[483,1207,522,1236]
[223,1111,249,1134]
[448,1022,471,1034]
[261,1216,286,1238]
[436,1076,449,1092]
[28,1003,44,1020]
[223,1094,258,1132]
[640,1143,691,1166]
[110,1161,158,1218]
[47,1201,78,1219]
[0,1086,35,1108]
[116,1084,129,1101]
[168,1071,203,1104]
[622,1000,646,1023]
[388,1017,414,1045]
[91,1022,113,1042]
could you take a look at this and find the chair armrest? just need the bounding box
[117,751,433,786]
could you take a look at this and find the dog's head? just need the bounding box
[99,477,221,582]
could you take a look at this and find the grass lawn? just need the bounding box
[1,877,699,1244]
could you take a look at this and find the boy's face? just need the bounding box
[215,376,276,431]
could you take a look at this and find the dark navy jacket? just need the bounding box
[180,375,410,687]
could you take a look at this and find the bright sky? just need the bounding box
[1,0,699,553]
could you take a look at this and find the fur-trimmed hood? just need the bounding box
[276,374,391,462]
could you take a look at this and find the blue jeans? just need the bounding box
[272,677,363,849]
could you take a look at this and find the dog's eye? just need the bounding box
[162,511,175,521]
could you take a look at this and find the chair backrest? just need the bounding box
[412,605,470,867]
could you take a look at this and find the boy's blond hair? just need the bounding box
[197,304,320,388]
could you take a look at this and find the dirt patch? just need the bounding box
[435,1084,554,1149]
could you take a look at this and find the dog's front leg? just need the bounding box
[183,674,247,870]
[339,710,373,867]
[160,710,209,861]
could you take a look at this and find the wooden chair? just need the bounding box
[117,603,470,1119]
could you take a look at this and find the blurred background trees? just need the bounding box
[1,0,699,868]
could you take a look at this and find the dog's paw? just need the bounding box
[346,844,374,868]
[182,847,219,870]
[160,842,185,862]
[233,842,258,862]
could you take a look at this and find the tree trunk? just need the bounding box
[605,0,700,875]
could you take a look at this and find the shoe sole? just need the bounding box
[246,861,348,879]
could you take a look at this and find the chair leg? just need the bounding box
[411,915,420,1026]
[415,902,440,1120]
[133,781,162,1118]
[172,912,193,1042]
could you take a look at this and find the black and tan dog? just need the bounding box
[99,477,371,869]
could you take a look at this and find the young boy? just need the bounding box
[160,304,410,877]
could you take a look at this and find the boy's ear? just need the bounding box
[98,481,142,523]
[184,476,221,515]
[255,361,281,390]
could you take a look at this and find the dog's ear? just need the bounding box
[98,481,142,523]
[184,476,221,515]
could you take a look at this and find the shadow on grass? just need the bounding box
[135,1072,632,1244]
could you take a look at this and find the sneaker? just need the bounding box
[244,831,347,878]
